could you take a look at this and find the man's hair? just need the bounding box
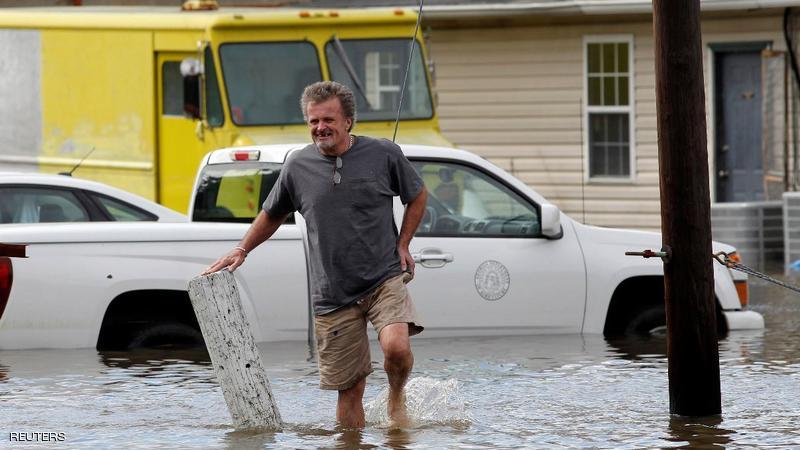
[300,81,357,131]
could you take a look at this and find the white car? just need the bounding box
[0,172,186,223]
[192,144,763,337]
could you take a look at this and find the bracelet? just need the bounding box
[234,246,249,256]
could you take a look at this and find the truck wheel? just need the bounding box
[127,322,204,350]
[625,306,666,336]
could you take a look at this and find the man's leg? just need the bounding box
[379,322,414,424]
[315,301,373,429]
[337,377,367,428]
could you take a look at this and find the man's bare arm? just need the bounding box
[397,187,428,278]
[202,210,290,275]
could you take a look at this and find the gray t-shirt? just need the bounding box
[263,136,424,315]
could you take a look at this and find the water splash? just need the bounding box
[364,377,471,428]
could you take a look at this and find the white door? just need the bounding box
[403,159,587,336]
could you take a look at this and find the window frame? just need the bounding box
[217,40,323,127]
[324,37,435,122]
[160,61,185,118]
[409,157,545,239]
[0,185,96,223]
[204,45,226,128]
[582,34,636,183]
[85,191,158,222]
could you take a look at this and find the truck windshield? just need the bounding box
[192,162,293,224]
[326,39,433,121]
[219,42,322,126]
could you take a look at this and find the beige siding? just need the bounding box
[428,13,785,232]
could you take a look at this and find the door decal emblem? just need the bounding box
[474,260,510,301]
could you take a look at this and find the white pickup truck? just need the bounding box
[0,144,763,350]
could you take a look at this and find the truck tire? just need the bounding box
[127,322,204,350]
[624,306,666,336]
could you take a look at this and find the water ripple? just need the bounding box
[2,280,800,448]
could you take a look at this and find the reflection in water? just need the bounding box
[605,329,780,364]
[97,347,217,390]
[334,428,376,450]
[220,428,277,450]
[666,415,734,449]
[99,347,211,370]
[383,427,412,450]
[605,335,668,360]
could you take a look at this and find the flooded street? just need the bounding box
[2,274,799,449]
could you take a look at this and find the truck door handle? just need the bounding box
[412,248,454,268]
[718,169,729,179]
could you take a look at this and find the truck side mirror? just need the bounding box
[180,58,202,120]
[540,203,563,239]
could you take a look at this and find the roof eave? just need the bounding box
[423,0,799,20]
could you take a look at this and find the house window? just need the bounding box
[584,37,634,179]
[364,51,401,110]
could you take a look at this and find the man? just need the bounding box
[203,81,427,428]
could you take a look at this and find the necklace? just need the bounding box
[345,134,354,152]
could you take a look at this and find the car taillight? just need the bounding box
[0,257,11,320]
[734,279,749,308]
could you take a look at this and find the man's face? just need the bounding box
[306,98,352,153]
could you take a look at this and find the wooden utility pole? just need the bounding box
[653,0,721,416]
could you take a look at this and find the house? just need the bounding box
[388,2,792,234]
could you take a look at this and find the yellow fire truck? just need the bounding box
[0,4,447,212]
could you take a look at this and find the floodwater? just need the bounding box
[1,275,799,449]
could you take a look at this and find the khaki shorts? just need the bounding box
[313,273,424,391]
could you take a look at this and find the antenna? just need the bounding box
[60,147,96,177]
[392,0,425,143]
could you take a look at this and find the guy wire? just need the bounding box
[393,0,425,143]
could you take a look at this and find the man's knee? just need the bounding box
[382,339,412,372]
[383,340,412,365]
[380,323,412,363]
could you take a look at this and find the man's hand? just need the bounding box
[202,247,247,275]
[398,244,415,282]
[397,188,427,284]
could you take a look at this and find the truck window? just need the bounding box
[204,46,224,127]
[411,161,540,237]
[219,42,322,126]
[162,50,223,125]
[192,162,293,224]
[325,39,433,122]
[162,62,183,116]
